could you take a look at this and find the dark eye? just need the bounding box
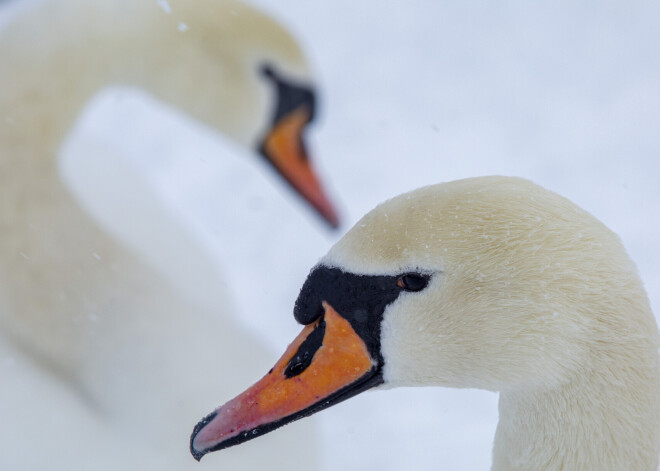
[396,274,429,292]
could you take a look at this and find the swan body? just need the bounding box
[0,0,335,468]
[192,176,660,470]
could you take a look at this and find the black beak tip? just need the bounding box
[327,217,340,230]
[190,410,218,462]
[191,448,205,462]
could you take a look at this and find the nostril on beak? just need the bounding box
[283,317,326,378]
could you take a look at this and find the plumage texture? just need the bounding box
[323,176,660,469]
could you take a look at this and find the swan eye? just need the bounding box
[396,274,429,292]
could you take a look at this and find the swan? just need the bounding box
[191,176,660,470]
[0,0,337,468]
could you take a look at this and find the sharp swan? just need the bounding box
[192,176,660,470]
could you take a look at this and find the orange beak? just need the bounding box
[190,302,381,460]
[260,105,340,229]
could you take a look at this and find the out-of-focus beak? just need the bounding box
[190,302,382,461]
[260,105,340,229]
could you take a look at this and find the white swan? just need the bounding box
[0,0,337,468]
[192,176,660,470]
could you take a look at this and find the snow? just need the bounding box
[157,0,171,15]
[3,0,660,469]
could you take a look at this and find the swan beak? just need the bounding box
[190,302,381,460]
[260,106,340,229]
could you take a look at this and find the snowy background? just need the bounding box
[3,0,660,469]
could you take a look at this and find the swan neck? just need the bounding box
[0,1,233,378]
[492,358,660,470]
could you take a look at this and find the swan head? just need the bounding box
[190,176,658,459]
[88,0,339,226]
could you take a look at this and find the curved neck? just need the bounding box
[492,353,660,470]
[0,0,234,378]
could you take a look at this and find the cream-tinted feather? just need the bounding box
[323,176,660,469]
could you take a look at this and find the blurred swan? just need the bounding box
[192,177,660,470]
[0,0,336,468]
